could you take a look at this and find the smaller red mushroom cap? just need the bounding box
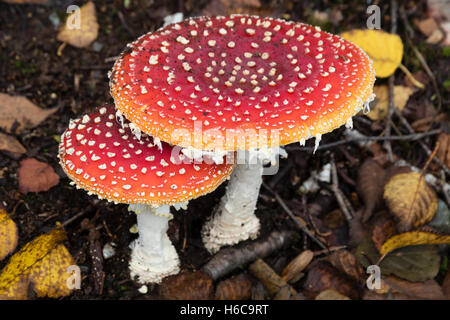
[110,14,375,152]
[58,104,234,205]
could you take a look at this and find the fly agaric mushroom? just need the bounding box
[109,15,375,253]
[58,104,234,283]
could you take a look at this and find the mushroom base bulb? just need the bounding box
[202,158,263,253]
[128,204,180,284]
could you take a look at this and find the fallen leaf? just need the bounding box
[371,211,397,252]
[57,2,99,48]
[303,261,359,300]
[416,18,440,37]
[427,0,450,46]
[356,237,440,282]
[433,133,450,171]
[315,289,351,300]
[0,93,57,134]
[367,276,445,300]
[328,250,364,283]
[281,250,314,284]
[380,231,450,256]
[273,285,293,300]
[416,17,444,44]
[249,259,296,297]
[0,209,18,261]
[340,29,403,78]
[0,229,75,299]
[159,271,213,300]
[0,132,26,158]
[442,269,450,299]
[367,85,414,120]
[17,158,60,194]
[215,273,252,300]
[383,172,438,232]
[357,159,386,221]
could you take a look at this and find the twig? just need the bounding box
[285,129,441,152]
[268,160,293,189]
[61,206,93,227]
[399,5,442,111]
[398,64,425,89]
[313,245,347,256]
[117,11,135,37]
[383,0,398,163]
[394,108,450,176]
[399,5,415,38]
[261,182,327,249]
[330,160,354,221]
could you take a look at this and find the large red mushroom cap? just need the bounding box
[110,15,375,152]
[58,104,234,205]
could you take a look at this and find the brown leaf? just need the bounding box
[215,273,252,300]
[315,289,351,300]
[0,93,57,134]
[303,261,359,300]
[442,269,450,300]
[384,172,438,232]
[433,133,450,171]
[159,271,213,300]
[57,2,99,48]
[357,159,386,222]
[371,211,397,252]
[249,259,296,296]
[328,250,364,283]
[281,250,314,284]
[416,18,440,36]
[366,276,445,300]
[17,158,60,194]
[0,132,26,159]
[273,285,292,300]
[0,209,18,261]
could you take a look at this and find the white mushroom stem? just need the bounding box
[202,151,266,254]
[128,204,180,284]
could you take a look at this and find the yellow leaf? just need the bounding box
[384,172,438,232]
[381,231,450,256]
[341,29,403,78]
[0,229,76,300]
[57,2,99,48]
[0,209,18,261]
[367,85,414,120]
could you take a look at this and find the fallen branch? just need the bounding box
[202,230,295,281]
[261,182,327,249]
[383,0,398,162]
[329,159,355,221]
[285,129,441,152]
